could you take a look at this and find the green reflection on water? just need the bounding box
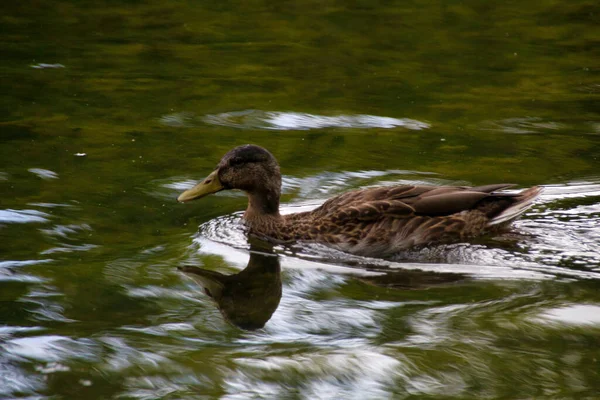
[1,0,600,398]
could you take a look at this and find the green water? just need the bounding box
[2,0,600,398]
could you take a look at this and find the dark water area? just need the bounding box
[2,1,600,398]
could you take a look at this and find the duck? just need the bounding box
[178,144,542,257]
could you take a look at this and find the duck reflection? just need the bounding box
[179,248,281,330]
[180,245,468,330]
[359,268,466,289]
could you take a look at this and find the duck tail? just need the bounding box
[488,186,543,226]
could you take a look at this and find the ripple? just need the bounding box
[41,223,92,239]
[160,109,430,131]
[98,336,175,373]
[5,335,98,362]
[119,374,208,400]
[480,117,566,134]
[40,243,99,255]
[537,180,600,202]
[162,178,201,192]
[407,372,467,397]
[534,304,600,326]
[280,169,439,200]
[253,284,382,346]
[30,63,65,69]
[158,111,196,127]
[28,202,72,208]
[0,259,53,269]
[121,323,197,337]
[197,213,249,251]
[0,269,47,283]
[519,217,600,270]
[204,110,430,130]
[0,326,43,336]
[519,181,600,271]
[225,347,409,399]
[0,361,45,398]
[19,285,76,323]
[0,209,50,224]
[126,284,203,302]
[0,259,51,283]
[28,168,59,180]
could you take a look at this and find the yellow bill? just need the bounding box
[177,169,223,202]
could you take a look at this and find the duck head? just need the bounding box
[178,144,282,216]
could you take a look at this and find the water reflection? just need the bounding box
[179,247,282,330]
[479,117,565,134]
[159,109,431,130]
[3,0,600,395]
[28,168,59,180]
[535,304,600,326]
[0,209,50,224]
[180,242,471,330]
[358,269,466,289]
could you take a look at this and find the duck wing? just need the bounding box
[314,184,518,223]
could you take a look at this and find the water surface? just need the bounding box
[1,0,600,398]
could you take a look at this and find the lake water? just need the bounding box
[1,1,600,398]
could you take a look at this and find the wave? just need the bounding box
[160,109,430,131]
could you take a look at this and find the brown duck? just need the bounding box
[178,145,542,257]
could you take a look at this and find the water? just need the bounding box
[2,0,600,398]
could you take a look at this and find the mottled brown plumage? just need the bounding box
[178,145,542,257]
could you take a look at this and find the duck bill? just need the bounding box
[178,169,224,202]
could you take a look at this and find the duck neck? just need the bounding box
[244,188,282,224]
